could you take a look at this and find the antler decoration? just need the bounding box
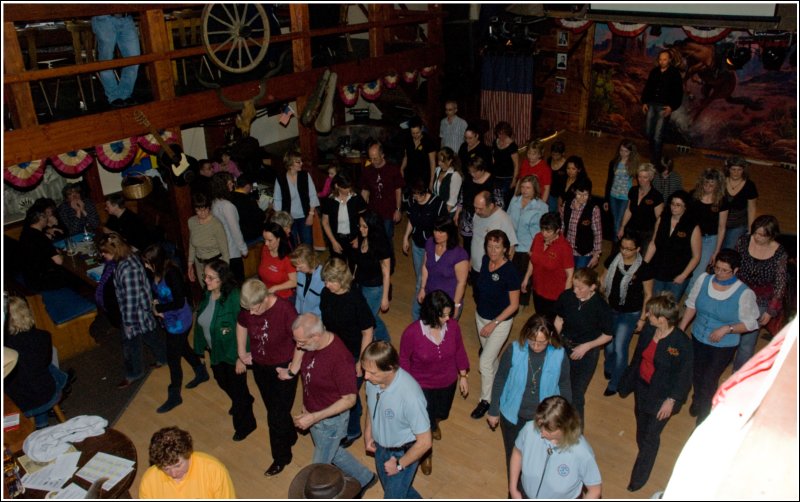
[198,50,290,137]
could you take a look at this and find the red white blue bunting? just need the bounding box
[50,150,93,176]
[4,159,47,188]
[95,138,139,171]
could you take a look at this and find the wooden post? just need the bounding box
[425,5,443,137]
[4,21,38,129]
[290,4,318,175]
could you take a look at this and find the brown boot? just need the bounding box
[432,421,442,441]
[420,451,432,475]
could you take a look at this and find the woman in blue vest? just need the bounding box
[486,314,571,477]
[272,150,320,246]
[289,244,324,316]
[560,177,602,270]
[679,248,759,425]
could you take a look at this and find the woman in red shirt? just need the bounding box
[521,211,575,322]
[517,141,551,203]
[258,222,297,301]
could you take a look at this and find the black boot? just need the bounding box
[157,386,183,413]
[185,364,210,389]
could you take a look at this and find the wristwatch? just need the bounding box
[396,460,404,471]
[287,368,296,378]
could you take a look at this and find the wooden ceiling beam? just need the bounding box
[3,45,443,166]
[2,4,194,23]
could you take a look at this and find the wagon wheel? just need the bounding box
[202,3,270,74]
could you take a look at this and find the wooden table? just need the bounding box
[18,428,138,499]
[3,393,36,453]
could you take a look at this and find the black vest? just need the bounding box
[277,172,311,216]
[563,200,597,256]
[652,215,697,281]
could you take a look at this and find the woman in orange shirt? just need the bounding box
[258,222,297,302]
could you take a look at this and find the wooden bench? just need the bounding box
[26,289,97,361]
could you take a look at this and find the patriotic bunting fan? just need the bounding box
[95,138,139,171]
[420,66,437,77]
[360,80,382,101]
[4,159,47,188]
[383,72,399,89]
[50,150,93,176]
[402,70,418,84]
[339,83,361,106]
[138,130,177,153]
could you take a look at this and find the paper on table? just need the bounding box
[76,452,135,491]
[21,464,69,492]
[51,452,81,480]
[49,483,88,499]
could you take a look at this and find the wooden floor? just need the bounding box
[116,131,794,499]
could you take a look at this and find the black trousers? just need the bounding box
[532,294,557,323]
[500,414,527,479]
[629,381,671,488]
[692,338,736,425]
[568,347,600,428]
[165,328,202,389]
[211,362,256,435]
[252,362,298,464]
[229,257,245,283]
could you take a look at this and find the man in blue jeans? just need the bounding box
[279,314,376,496]
[363,341,431,499]
[641,49,683,163]
[91,14,141,107]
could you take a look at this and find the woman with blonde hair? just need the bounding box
[509,396,602,499]
[686,167,729,293]
[99,232,166,389]
[5,295,71,429]
[518,141,551,204]
[618,163,664,247]
[289,244,324,316]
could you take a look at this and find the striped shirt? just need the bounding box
[439,115,467,152]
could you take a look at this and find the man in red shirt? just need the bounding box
[361,143,404,251]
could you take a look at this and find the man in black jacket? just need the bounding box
[641,50,683,164]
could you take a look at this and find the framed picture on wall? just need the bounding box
[555,77,566,95]
[556,53,568,70]
[557,30,569,47]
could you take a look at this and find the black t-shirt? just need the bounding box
[458,142,493,174]
[476,255,521,320]
[555,290,614,346]
[4,328,55,411]
[320,288,375,359]
[353,237,391,288]
[228,191,265,242]
[492,140,518,178]
[105,210,153,251]
[725,179,758,229]
[403,134,437,187]
[690,195,730,236]
[626,186,664,235]
[607,260,654,312]
[19,226,60,290]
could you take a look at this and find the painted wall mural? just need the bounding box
[589,23,796,163]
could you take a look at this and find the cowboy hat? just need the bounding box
[288,463,362,499]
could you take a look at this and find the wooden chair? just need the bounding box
[166,9,215,86]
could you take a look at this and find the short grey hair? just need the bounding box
[292,312,325,337]
[240,278,270,309]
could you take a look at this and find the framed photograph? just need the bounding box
[557,30,569,47]
[555,77,566,95]
[556,52,568,71]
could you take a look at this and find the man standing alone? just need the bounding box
[641,49,683,163]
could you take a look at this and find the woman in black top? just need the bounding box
[458,124,492,175]
[619,163,664,247]
[559,155,591,210]
[320,174,367,269]
[547,140,568,212]
[320,257,375,445]
[142,244,208,413]
[491,121,520,207]
[645,190,701,300]
[721,156,758,250]
[400,116,437,189]
[4,295,69,429]
[403,180,449,319]
[554,267,613,427]
[600,233,654,396]
[354,211,392,343]
[456,157,504,257]
[686,167,729,293]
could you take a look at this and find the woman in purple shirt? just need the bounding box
[400,290,469,476]
[416,217,469,320]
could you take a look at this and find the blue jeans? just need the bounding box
[547,195,559,213]
[310,412,374,486]
[722,225,747,251]
[347,376,364,440]
[653,279,690,301]
[687,234,717,293]
[733,304,765,371]
[645,103,668,163]
[604,310,641,392]
[91,15,141,102]
[573,254,592,270]
[25,365,68,429]
[122,327,167,381]
[292,217,313,246]
[609,197,628,240]
[384,219,396,270]
[411,242,426,320]
[361,285,390,342]
[375,444,422,499]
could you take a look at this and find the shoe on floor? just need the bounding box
[340,432,362,449]
[420,453,432,475]
[232,426,256,442]
[470,400,490,419]
[603,388,617,397]
[432,425,442,441]
[185,365,210,389]
[356,474,378,499]
[604,370,612,380]
[689,401,698,417]
[627,482,643,492]
[264,460,288,476]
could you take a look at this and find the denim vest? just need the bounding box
[693,274,747,348]
[499,344,563,424]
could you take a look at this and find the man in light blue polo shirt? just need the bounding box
[362,341,431,499]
